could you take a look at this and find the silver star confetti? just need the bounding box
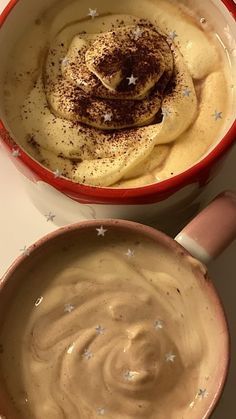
[64,303,75,314]
[168,30,178,41]
[154,320,164,330]
[12,148,21,158]
[45,211,56,222]
[83,348,93,360]
[165,352,176,363]
[125,249,135,257]
[95,325,105,335]
[200,17,206,24]
[183,87,191,97]
[127,74,138,85]
[34,296,43,307]
[132,26,143,40]
[88,8,99,19]
[79,79,88,87]
[212,110,223,121]
[53,168,62,178]
[198,388,209,399]
[96,226,107,237]
[97,407,106,415]
[104,112,113,122]
[20,246,30,257]
[67,342,75,354]
[124,370,136,381]
[162,108,171,119]
[61,57,70,66]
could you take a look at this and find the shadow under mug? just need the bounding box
[0,191,236,418]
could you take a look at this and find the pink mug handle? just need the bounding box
[175,191,236,264]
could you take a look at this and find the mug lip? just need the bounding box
[0,0,235,205]
[0,218,230,418]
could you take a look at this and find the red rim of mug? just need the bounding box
[0,0,235,205]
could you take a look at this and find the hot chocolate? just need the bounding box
[3,0,232,187]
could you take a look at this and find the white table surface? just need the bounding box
[0,0,236,417]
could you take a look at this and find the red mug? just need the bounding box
[0,0,235,226]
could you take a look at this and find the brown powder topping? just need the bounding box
[45,22,175,131]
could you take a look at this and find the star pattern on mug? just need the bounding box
[83,348,93,360]
[53,168,62,178]
[168,30,178,41]
[165,352,176,363]
[34,296,44,307]
[12,148,21,158]
[197,388,209,399]
[212,110,223,121]
[103,112,113,122]
[45,211,56,222]
[154,320,164,330]
[95,325,105,335]
[88,8,99,19]
[20,245,30,257]
[183,87,191,97]
[97,407,106,415]
[64,303,75,314]
[132,26,143,40]
[125,249,135,257]
[127,74,138,85]
[96,226,107,237]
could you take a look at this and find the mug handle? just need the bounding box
[175,191,236,264]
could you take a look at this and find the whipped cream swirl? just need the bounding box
[46,25,174,130]
[33,17,197,186]
[18,4,228,188]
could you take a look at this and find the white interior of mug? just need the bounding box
[0,0,235,180]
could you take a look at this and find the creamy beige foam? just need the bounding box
[3,0,232,187]
[0,227,225,418]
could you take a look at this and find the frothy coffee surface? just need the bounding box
[3,0,232,186]
[0,225,226,418]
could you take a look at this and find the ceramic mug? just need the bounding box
[0,190,235,418]
[0,0,235,227]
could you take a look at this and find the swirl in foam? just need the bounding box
[31,280,184,418]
